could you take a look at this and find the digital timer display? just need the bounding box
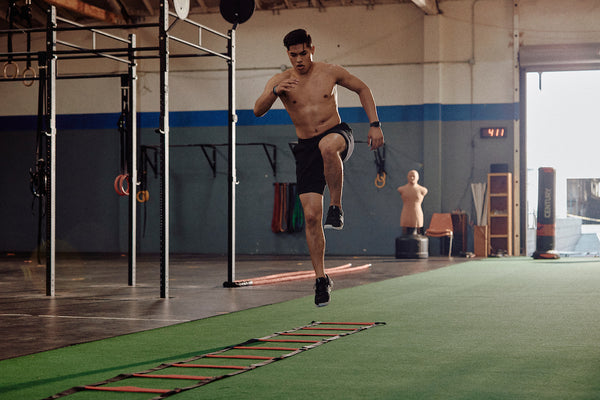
[480,128,506,138]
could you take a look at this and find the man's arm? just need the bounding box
[335,66,384,150]
[254,73,299,117]
[254,76,280,117]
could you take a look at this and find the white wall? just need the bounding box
[2,0,600,116]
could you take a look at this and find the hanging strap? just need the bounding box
[114,76,130,196]
[21,2,36,86]
[4,1,19,79]
[29,53,47,200]
[28,53,48,264]
[374,144,386,188]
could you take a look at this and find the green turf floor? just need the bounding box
[3,257,600,399]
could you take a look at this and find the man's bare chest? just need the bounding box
[285,74,337,106]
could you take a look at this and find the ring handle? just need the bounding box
[137,190,149,203]
[3,61,19,79]
[22,66,36,87]
[114,174,130,196]
[374,172,386,189]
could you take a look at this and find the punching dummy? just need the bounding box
[397,170,428,235]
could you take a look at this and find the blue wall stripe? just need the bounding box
[0,103,517,131]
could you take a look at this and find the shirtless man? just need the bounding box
[254,29,384,307]
[397,170,428,235]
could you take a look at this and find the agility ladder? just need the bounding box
[44,321,385,400]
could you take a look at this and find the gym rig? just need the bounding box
[1,0,255,297]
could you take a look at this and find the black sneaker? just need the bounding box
[314,275,333,307]
[324,205,344,230]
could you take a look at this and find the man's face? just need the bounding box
[287,43,314,74]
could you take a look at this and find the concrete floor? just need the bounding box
[0,252,459,360]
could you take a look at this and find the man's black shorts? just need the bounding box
[292,122,354,195]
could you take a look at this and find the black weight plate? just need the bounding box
[220,0,255,24]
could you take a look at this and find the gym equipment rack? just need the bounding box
[1,0,245,297]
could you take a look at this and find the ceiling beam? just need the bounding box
[195,0,209,13]
[42,0,123,23]
[411,0,439,15]
[106,0,130,22]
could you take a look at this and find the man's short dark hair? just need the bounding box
[283,29,312,49]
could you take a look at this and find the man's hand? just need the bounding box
[368,127,384,150]
[274,78,299,95]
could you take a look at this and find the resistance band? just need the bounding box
[45,321,385,400]
[271,182,304,233]
[271,182,282,232]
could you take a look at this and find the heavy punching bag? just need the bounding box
[533,167,560,259]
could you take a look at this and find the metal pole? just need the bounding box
[227,27,237,284]
[512,0,521,255]
[128,33,137,286]
[159,0,170,298]
[45,6,57,296]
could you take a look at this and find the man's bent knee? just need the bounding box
[318,133,346,158]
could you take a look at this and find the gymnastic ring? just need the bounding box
[114,174,130,196]
[22,67,36,87]
[375,172,386,188]
[3,61,19,79]
[137,190,149,203]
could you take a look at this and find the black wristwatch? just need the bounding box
[369,121,381,128]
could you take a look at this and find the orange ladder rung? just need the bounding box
[301,327,356,331]
[84,386,171,394]
[259,338,320,343]
[205,354,273,360]
[131,373,211,380]
[280,333,338,337]
[233,346,299,351]
[173,363,248,370]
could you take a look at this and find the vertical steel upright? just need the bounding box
[159,0,170,298]
[227,27,237,284]
[128,33,138,286]
[45,6,57,296]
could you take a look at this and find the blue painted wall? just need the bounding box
[0,103,514,255]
